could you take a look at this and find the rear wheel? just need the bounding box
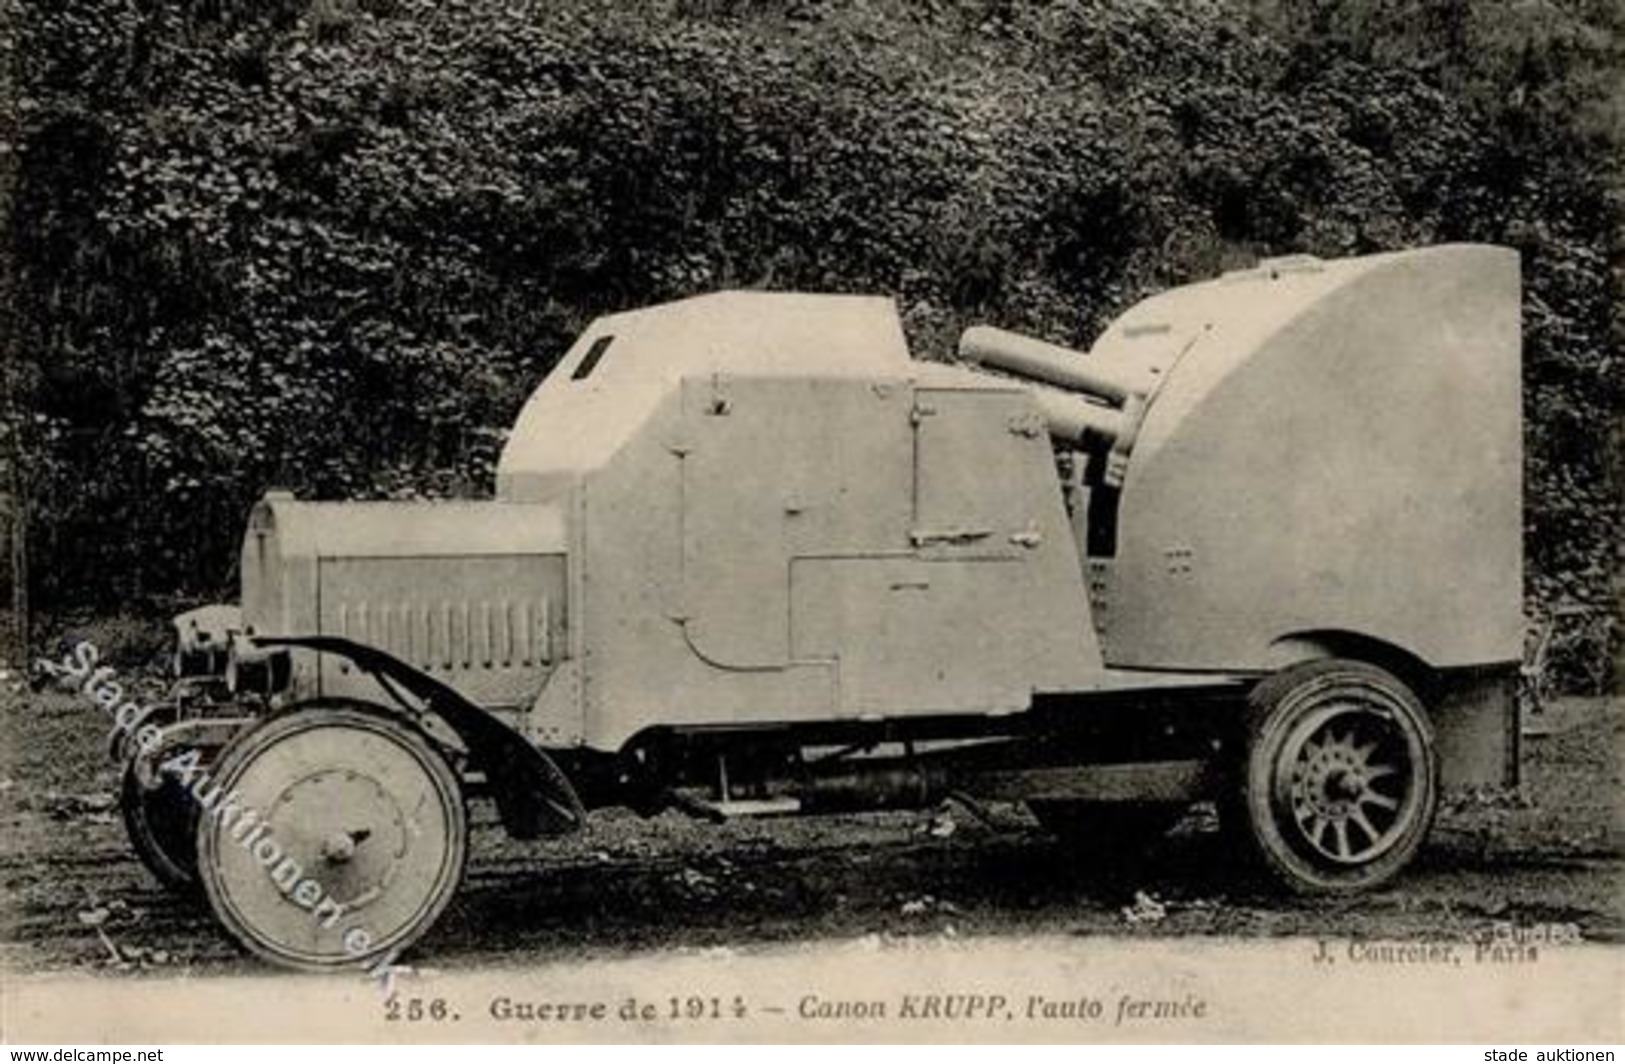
[1232,659,1437,893]
[195,704,467,970]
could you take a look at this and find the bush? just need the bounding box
[6,0,1620,685]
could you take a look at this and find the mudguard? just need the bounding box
[252,635,585,839]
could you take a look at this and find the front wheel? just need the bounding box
[1233,659,1438,894]
[195,703,467,970]
[119,705,201,894]
[122,758,201,893]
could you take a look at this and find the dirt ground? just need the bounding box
[0,675,1619,978]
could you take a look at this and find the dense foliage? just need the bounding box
[4,0,1620,680]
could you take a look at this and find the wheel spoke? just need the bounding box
[1332,818,1353,859]
[1361,790,1400,811]
[1349,806,1383,845]
[1308,814,1329,846]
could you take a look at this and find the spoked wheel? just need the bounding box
[121,757,201,893]
[196,703,467,970]
[1234,659,1437,893]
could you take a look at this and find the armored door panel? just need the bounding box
[912,389,1041,558]
[679,376,913,669]
[791,556,1033,714]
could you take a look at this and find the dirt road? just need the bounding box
[1,681,1619,977]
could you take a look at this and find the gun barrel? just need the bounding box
[1028,383,1128,445]
[958,325,1135,404]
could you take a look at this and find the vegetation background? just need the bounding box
[1,0,1619,686]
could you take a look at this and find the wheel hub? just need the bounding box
[320,832,357,864]
[268,769,409,912]
[1282,707,1412,866]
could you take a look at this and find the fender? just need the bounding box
[252,635,584,839]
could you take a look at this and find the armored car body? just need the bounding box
[125,244,1524,969]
